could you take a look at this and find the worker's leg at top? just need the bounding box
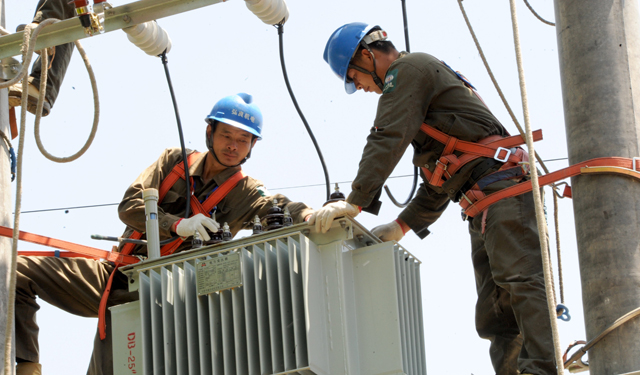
[470,226,523,375]
[15,256,113,365]
[9,0,76,116]
[474,181,556,375]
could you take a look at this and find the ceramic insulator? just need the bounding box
[245,0,289,25]
[123,21,172,56]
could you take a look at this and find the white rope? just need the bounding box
[457,0,567,304]
[3,22,35,375]
[0,19,100,162]
[0,19,58,90]
[33,39,100,163]
[507,0,564,373]
[2,19,102,371]
[523,0,556,26]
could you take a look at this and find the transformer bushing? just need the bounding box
[323,183,346,206]
[264,199,285,231]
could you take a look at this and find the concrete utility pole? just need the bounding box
[553,1,640,374]
[0,0,16,370]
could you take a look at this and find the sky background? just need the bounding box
[3,0,589,374]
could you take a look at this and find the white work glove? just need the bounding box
[175,213,220,241]
[308,201,360,233]
[371,220,405,242]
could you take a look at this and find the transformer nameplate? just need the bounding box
[196,252,242,295]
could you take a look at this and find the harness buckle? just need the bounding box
[436,160,452,178]
[494,147,511,163]
[633,157,640,172]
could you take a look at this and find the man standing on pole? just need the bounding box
[311,22,556,375]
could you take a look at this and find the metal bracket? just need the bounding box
[0,0,225,59]
[0,57,21,81]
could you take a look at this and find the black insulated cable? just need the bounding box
[276,23,331,201]
[384,0,419,208]
[93,50,190,248]
[160,50,192,220]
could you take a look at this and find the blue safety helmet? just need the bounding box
[323,22,381,94]
[205,93,263,140]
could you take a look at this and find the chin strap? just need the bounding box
[349,41,385,92]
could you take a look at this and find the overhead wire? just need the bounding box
[11,154,571,215]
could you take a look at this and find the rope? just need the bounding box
[458,0,566,314]
[523,0,556,26]
[0,19,99,162]
[3,19,100,370]
[507,1,564,373]
[3,22,35,375]
[33,39,100,162]
[0,20,58,90]
[553,193,564,303]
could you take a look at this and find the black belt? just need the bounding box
[456,157,502,201]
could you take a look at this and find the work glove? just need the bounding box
[175,213,220,241]
[308,201,360,233]
[371,219,405,242]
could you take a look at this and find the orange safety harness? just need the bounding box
[418,123,640,218]
[97,151,245,339]
[1,151,246,340]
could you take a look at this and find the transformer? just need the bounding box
[112,217,426,375]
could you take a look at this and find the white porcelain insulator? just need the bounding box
[245,0,289,25]
[123,21,172,56]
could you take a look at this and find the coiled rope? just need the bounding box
[0,20,99,163]
[33,39,100,162]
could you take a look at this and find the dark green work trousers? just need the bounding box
[469,180,556,375]
[30,0,76,108]
[15,256,137,375]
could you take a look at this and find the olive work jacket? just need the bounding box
[118,147,314,256]
[347,52,508,239]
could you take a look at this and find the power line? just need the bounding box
[15,158,569,214]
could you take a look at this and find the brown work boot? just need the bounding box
[16,362,42,375]
[8,77,51,117]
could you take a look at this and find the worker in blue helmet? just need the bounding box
[14,93,313,375]
[312,22,557,375]
[205,92,263,167]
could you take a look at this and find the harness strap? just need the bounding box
[159,170,246,257]
[158,152,201,201]
[1,226,140,265]
[98,163,245,340]
[97,230,143,339]
[461,157,640,218]
[420,123,543,187]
